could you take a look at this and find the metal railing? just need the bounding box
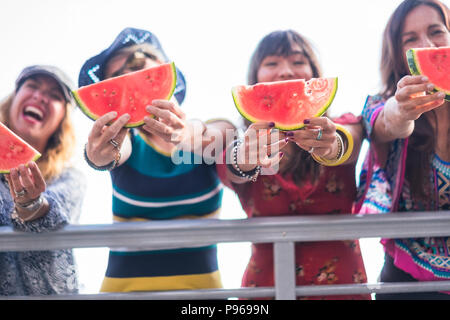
[1,210,450,300]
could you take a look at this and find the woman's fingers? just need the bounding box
[151,99,185,120]
[100,114,131,143]
[146,105,184,129]
[285,117,336,153]
[395,75,446,119]
[141,100,189,143]
[8,167,23,194]
[28,162,46,193]
[396,82,434,102]
[86,113,129,166]
[91,112,119,138]
[6,162,45,203]
[239,122,286,167]
[397,75,428,89]
[259,150,285,168]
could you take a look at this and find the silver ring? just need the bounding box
[308,147,315,154]
[109,139,120,149]
[316,128,323,141]
[15,189,27,197]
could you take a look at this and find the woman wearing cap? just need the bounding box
[0,65,86,295]
[79,28,235,293]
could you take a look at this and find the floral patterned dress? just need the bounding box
[217,115,370,300]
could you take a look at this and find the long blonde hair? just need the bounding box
[0,93,76,182]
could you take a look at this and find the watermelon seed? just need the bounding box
[103,89,107,94]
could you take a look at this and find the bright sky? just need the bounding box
[1,0,408,294]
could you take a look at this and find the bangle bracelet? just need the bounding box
[227,140,261,182]
[15,194,43,212]
[12,195,45,223]
[84,144,121,171]
[311,124,354,166]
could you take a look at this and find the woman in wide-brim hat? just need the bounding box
[78,27,235,293]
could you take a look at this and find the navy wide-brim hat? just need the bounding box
[78,27,186,104]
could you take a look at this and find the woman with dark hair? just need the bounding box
[218,30,369,300]
[355,0,450,300]
[0,65,85,295]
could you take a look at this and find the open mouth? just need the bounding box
[23,106,45,122]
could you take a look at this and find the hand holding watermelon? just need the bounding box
[5,162,46,206]
[142,99,190,144]
[381,75,446,140]
[396,75,446,118]
[86,111,130,168]
[285,116,340,159]
[235,122,288,172]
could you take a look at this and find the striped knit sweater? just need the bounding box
[100,130,223,292]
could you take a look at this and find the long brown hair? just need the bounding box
[380,0,449,202]
[246,30,324,185]
[0,93,76,182]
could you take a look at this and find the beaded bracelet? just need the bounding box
[83,144,121,171]
[311,124,353,167]
[226,140,261,182]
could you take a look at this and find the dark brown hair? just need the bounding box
[246,30,324,185]
[380,0,449,202]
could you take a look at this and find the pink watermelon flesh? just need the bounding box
[407,46,450,100]
[232,78,338,130]
[73,62,177,127]
[0,122,41,173]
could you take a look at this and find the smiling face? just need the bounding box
[8,75,67,152]
[256,44,314,83]
[401,4,450,67]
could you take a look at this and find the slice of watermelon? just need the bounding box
[407,46,450,101]
[0,122,41,173]
[232,78,338,130]
[73,62,177,127]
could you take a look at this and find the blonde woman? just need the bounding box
[0,65,86,295]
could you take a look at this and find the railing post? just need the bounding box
[274,241,296,300]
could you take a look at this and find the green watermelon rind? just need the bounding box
[406,48,450,101]
[72,62,178,128]
[0,123,41,173]
[231,78,338,131]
